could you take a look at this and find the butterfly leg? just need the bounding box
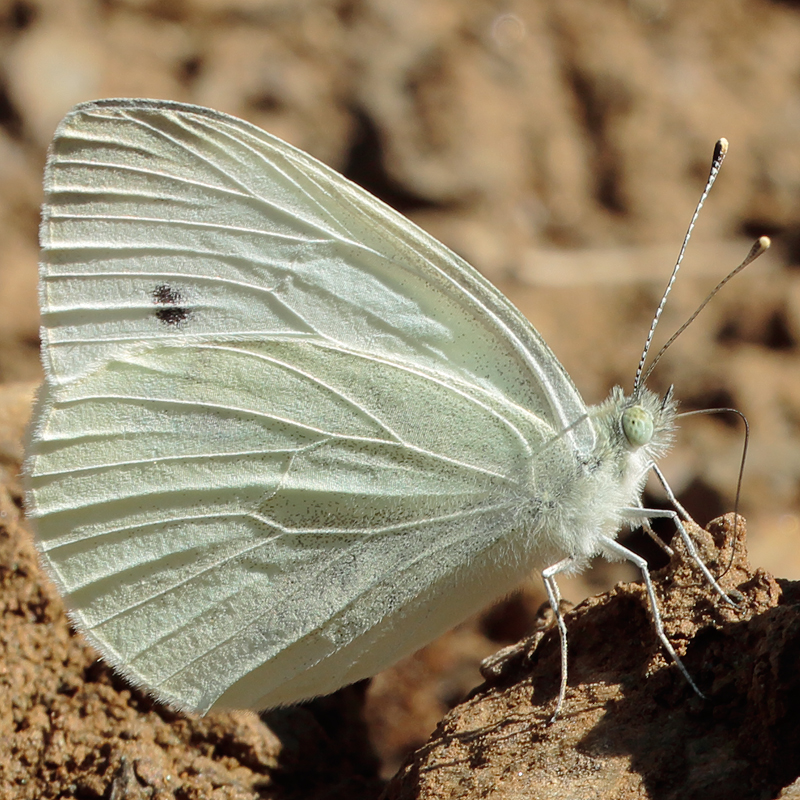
[650,463,693,519]
[639,514,675,557]
[624,493,737,607]
[541,556,576,721]
[598,535,705,699]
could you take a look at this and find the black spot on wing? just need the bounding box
[152,283,192,327]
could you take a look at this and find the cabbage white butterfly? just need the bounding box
[25,99,751,717]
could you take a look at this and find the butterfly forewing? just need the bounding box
[40,100,587,432]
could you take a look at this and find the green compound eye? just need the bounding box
[622,405,654,447]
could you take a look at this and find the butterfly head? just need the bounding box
[620,385,676,460]
[592,385,676,466]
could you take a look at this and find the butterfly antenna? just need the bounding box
[641,236,771,385]
[634,139,729,394]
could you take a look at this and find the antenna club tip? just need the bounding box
[714,138,729,162]
[743,236,771,266]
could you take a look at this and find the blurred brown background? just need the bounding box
[2,0,800,795]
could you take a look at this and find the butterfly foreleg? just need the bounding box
[622,494,736,607]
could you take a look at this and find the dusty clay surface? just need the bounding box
[2,0,800,797]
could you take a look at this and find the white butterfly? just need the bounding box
[25,99,743,717]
